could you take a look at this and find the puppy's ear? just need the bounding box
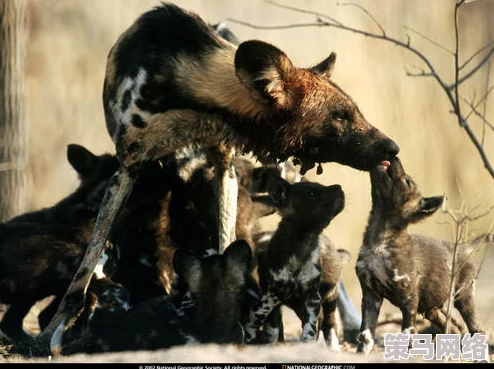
[67,144,97,177]
[224,239,252,275]
[408,196,444,223]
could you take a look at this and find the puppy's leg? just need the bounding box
[244,291,281,343]
[357,289,383,354]
[292,291,322,342]
[454,268,484,334]
[337,280,361,344]
[400,294,418,335]
[321,285,340,351]
[260,305,283,344]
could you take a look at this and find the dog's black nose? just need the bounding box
[382,139,400,159]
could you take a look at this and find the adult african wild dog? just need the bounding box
[41,2,399,343]
[244,173,345,344]
[54,240,257,354]
[356,157,485,355]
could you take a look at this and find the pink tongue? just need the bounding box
[381,160,391,169]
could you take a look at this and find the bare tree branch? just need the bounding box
[450,45,494,89]
[224,19,323,31]
[453,0,462,125]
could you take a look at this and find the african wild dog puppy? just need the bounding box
[48,1,399,341]
[254,232,351,350]
[244,173,345,343]
[0,145,120,342]
[9,144,119,225]
[55,240,257,355]
[317,236,351,349]
[356,157,485,354]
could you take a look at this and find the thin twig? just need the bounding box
[452,46,494,89]
[404,26,454,55]
[225,19,323,31]
[464,82,494,120]
[460,40,494,70]
[264,0,343,26]
[340,2,385,36]
[405,65,434,78]
[461,97,494,133]
[449,47,494,89]
[482,61,491,145]
[445,221,461,335]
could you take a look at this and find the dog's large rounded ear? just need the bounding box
[267,172,290,208]
[212,22,240,45]
[224,239,252,274]
[235,40,296,109]
[67,144,97,177]
[408,196,444,223]
[310,52,336,79]
[173,249,202,290]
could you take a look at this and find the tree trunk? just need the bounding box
[0,0,29,222]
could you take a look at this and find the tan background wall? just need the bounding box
[24,0,494,332]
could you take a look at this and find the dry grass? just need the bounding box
[5,0,493,362]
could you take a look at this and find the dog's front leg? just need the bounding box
[357,288,383,354]
[42,169,133,354]
[244,291,281,343]
[293,291,321,342]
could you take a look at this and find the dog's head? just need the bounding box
[67,144,120,198]
[370,156,444,226]
[266,173,345,231]
[173,239,256,344]
[234,41,399,172]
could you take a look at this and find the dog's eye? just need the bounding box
[309,191,315,197]
[330,108,352,124]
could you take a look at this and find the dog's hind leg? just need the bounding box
[337,280,361,344]
[39,170,133,351]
